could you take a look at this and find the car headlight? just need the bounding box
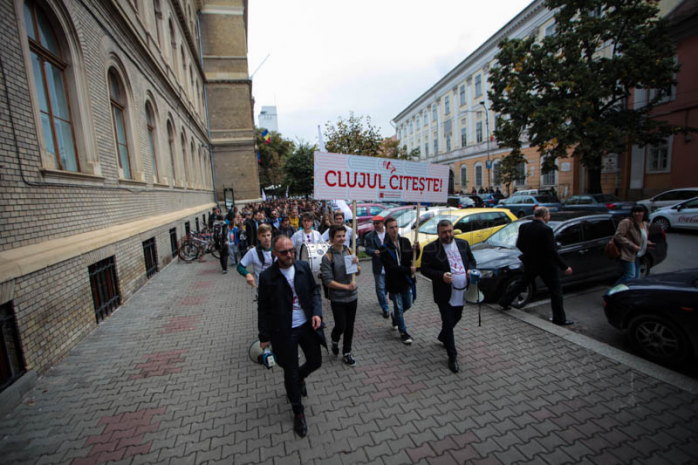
[606,284,629,296]
[479,270,494,278]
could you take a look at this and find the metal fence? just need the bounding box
[170,228,177,258]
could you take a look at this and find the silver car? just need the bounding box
[637,188,698,213]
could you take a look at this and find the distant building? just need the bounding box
[258,105,279,132]
[0,0,257,396]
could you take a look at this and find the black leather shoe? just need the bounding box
[498,301,511,310]
[293,413,307,438]
[331,341,339,356]
[550,318,574,326]
[448,358,459,373]
[300,380,307,397]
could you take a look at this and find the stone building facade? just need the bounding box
[0,0,255,396]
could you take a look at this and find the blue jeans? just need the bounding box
[390,289,413,334]
[373,274,389,312]
[616,257,641,285]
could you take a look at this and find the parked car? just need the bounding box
[414,208,517,267]
[498,194,563,218]
[471,212,668,308]
[563,194,635,216]
[458,196,476,208]
[604,269,698,366]
[480,192,505,207]
[636,188,698,213]
[355,204,387,224]
[515,189,560,201]
[464,194,485,208]
[649,197,698,231]
[357,206,442,245]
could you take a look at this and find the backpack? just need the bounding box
[322,246,350,299]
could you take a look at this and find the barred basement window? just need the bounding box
[0,302,25,392]
[185,221,191,237]
[89,257,121,323]
[169,228,177,258]
[143,238,158,279]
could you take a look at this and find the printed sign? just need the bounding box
[314,152,450,203]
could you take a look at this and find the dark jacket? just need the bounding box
[420,238,476,304]
[257,260,327,349]
[244,218,258,249]
[380,235,417,293]
[517,219,568,272]
[276,225,295,239]
[364,229,387,275]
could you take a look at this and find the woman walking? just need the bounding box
[613,205,654,285]
[321,225,361,366]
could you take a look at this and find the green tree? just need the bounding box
[324,113,383,156]
[283,142,316,197]
[255,129,294,196]
[489,0,687,193]
[379,137,420,160]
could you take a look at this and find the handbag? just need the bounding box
[605,238,620,260]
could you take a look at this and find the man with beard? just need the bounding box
[258,236,326,437]
[420,219,476,373]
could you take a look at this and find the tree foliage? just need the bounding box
[324,113,383,156]
[379,137,420,160]
[283,142,316,197]
[255,129,294,194]
[489,0,686,193]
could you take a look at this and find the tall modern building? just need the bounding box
[393,0,693,199]
[258,105,278,132]
[0,0,257,399]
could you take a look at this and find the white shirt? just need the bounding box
[291,229,324,256]
[240,247,274,284]
[377,230,386,274]
[322,226,353,248]
[279,265,307,328]
[444,242,468,307]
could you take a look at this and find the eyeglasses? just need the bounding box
[276,248,295,256]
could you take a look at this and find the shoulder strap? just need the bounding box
[256,245,266,264]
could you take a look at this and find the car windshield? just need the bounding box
[396,210,418,227]
[593,194,620,203]
[534,195,556,203]
[419,214,460,234]
[485,221,525,248]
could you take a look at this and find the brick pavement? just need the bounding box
[1,256,698,464]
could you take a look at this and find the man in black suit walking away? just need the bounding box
[258,236,326,438]
[498,207,574,325]
[420,220,476,373]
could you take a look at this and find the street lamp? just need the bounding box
[479,100,491,189]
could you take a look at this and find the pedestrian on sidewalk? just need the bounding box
[420,219,476,373]
[380,217,419,345]
[363,215,390,319]
[227,215,241,266]
[322,211,353,248]
[214,215,229,274]
[291,212,323,257]
[321,225,360,366]
[613,205,654,285]
[237,224,275,289]
[258,235,326,438]
[498,206,574,325]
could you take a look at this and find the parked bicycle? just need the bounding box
[178,229,221,262]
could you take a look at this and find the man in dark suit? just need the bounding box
[244,209,262,251]
[258,235,326,438]
[363,215,390,319]
[498,207,574,325]
[420,219,476,373]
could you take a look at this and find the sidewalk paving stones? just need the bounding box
[1,256,698,464]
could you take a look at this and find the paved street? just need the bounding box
[2,256,698,464]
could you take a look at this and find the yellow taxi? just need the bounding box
[414,208,517,268]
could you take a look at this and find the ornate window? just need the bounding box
[145,102,159,182]
[167,120,176,183]
[109,69,132,179]
[475,163,483,187]
[180,132,188,186]
[460,165,467,188]
[24,1,79,172]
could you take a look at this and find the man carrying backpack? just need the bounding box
[320,225,360,366]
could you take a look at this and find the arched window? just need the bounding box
[180,132,188,186]
[190,140,196,186]
[109,68,132,179]
[167,120,176,183]
[145,102,159,181]
[153,0,162,47]
[24,1,79,172]
[460,165,467,188]
[168,19,176,69]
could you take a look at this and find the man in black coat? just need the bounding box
[498,207,574,325]
[244,209,262,251]
[258,235,326,438]
[420,219,476,373]
[380,217,419,345]
[363,215,390,319]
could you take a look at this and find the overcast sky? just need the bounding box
[247,0,533,147]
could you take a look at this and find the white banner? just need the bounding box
[314,152,449,203]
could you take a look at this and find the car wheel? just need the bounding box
[639,257,652,278]
[503,276,533,308]
[517,211,526,219]
[627,314,690,366]
[652,217,670,232]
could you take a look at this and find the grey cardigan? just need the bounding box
[320,246,359,303]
